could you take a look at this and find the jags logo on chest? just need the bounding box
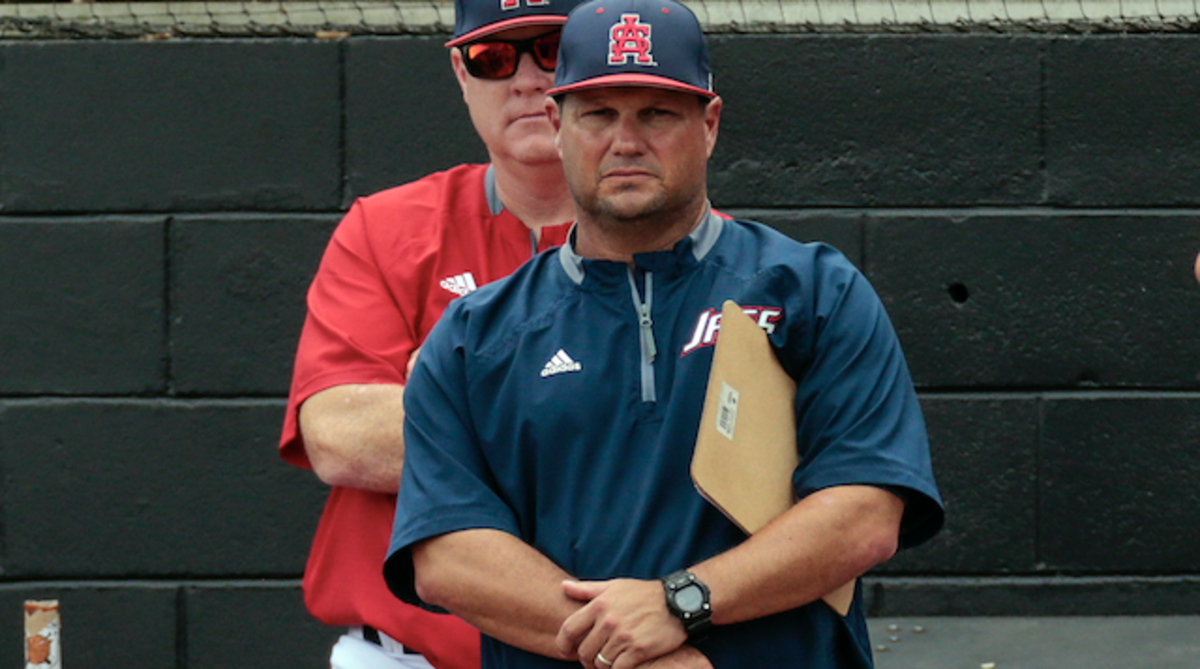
[680,305,783,357]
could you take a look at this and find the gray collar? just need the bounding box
[558,207,724,285]
[485,164,504,216]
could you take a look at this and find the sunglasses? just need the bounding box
[460,32,561,80]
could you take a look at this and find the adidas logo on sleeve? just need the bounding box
[541,349,582,377]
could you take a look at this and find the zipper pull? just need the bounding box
[639,301,657,363]
[639,272,656,363]
[627,269,657,364]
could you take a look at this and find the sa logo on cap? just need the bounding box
[608,13,656,66]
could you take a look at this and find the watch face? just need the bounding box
[674,583,705,613]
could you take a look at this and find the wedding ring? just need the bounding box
[596,651,614,667]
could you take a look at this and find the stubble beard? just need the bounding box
[589,177,707,238]
[594,183,669,224]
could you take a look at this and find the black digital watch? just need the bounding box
[660,570,713,640]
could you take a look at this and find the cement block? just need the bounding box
[0,584,177,668]
[0,217,165,394]
[878,397,1039,574]
[184,585,340,668]
[0,41,340,213]
[0,400,326,577]
[867,213,1200,388]
[1046,36,1200,206]
[708,35,1042,207]
[1040,395,1200,571]
[170,215,338,395]
[345,37,488,201]
[867,576,1200,616]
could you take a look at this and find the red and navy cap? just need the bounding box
[446,0,588,48]
[547,0,715,98]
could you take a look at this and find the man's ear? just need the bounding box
[545,97,563,132]
[449,48,470,103]
[546,97,565,157]
[703,96,722,159]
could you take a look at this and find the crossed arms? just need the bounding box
[412,483,904,669]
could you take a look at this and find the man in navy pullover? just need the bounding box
[386,0,944,666]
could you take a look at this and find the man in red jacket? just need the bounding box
[279,0,585,666]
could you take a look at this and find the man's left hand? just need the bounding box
[557,578,687,669]
[634,645,712,669]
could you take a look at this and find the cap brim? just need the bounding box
[445,16,569,47]
[547,73,716,98]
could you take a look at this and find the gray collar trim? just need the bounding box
[688,208,723,261]
[485,164,504,216]
[559,225,586,284]
[558,206,723,285]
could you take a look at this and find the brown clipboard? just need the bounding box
[691,300,856,616]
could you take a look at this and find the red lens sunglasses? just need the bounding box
[460,32,561,80]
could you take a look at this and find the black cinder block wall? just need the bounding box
[1,33,1198,667]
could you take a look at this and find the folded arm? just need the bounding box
[691,484,903,624]
[299,383,408,492]
[557,485,904,668]
[299,347,422,492]
[413,529,712,669]
[413,528,583,659]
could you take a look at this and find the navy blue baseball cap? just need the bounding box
[547,0,715,98]
[446,0,588,47]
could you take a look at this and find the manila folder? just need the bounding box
[691,300,855,616]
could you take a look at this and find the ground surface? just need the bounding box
[868,617,1200,668]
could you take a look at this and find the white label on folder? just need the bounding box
[716,381,740,440]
